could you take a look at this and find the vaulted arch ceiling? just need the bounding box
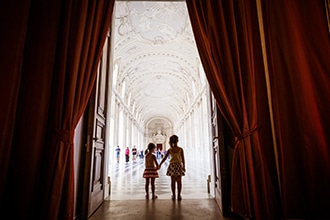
[112,1,203,129]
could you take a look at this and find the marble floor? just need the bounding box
[109,156,212,200]
[88,156,241,220]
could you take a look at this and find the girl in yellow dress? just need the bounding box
[159,135,185,200]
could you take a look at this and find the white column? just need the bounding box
[124,111,129,148]
[193,104,199,159]
[111,100,120,162]
[202,89,212,171]
[119,107,125,149]
[127,113,132,148]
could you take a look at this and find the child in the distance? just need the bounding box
[142,143,159,199]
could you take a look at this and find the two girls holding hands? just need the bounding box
[143,135,185,200]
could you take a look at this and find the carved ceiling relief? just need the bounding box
[115,2,188,43]
[112,1,204,133]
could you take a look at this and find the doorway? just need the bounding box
[76,1,233,219]
[106,0,215,203]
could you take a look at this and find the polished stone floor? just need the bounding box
[88,156,239,220]
[109,155,212,200]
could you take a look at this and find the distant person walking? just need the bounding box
[159,135,185,200]
[132,145,137,162]
[143,143,159,199]
[116,146,121,162]
[125,147,130,162]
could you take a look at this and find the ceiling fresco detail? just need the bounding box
[112,1,205,135]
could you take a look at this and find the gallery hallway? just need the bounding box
[87,156,239,219]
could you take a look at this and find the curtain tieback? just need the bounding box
[54,128,73,144]
[235,122,260,142]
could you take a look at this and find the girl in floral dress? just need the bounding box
[159,135,185,200]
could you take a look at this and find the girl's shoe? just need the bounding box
[171,195,175,200]
[178,195,182,201]
[152,195,158,200]
[145,194,149,199]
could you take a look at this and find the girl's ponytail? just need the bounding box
[146,143,156,154]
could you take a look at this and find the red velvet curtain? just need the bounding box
[187,0,330,219]
[263,0,330,218]
[186,1,280,219]
[0,0,114,219]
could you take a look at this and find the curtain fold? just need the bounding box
[0,0,31,202]
[40,1,114,219]
[0,0,114,219]
[263,0,330,218]
[187,0,330,219]
[1,1,63,218]
[186,1,280,219]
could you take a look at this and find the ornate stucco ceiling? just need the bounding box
[112,1,202,132]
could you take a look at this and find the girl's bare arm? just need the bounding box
[181,148,185,171]
[159,150,170,167]
[153,154,159,167]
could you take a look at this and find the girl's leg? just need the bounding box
[171,176,176,199]
[145,178,150,199]
[177,176,182,200]
[151,178,157,199]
